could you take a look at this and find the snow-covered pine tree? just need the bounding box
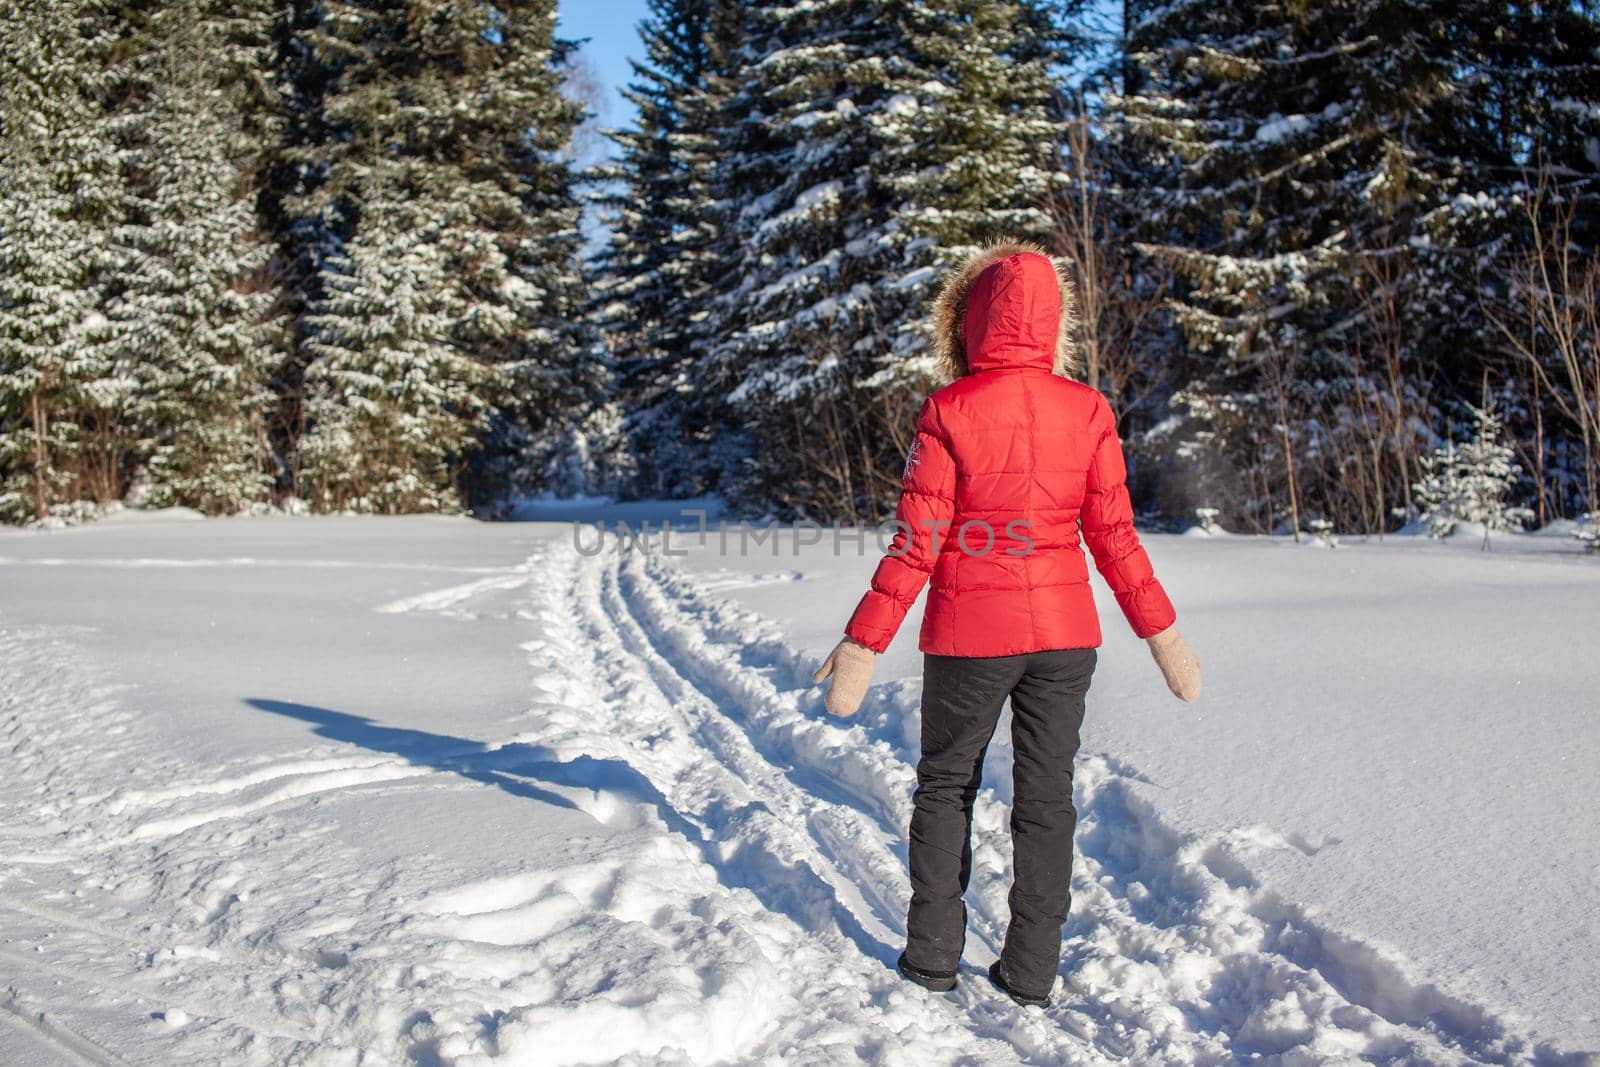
[106,0,282,514]
[703,0,1067,518]
[1413,401,1534,548]
[293,0,595,512]
[300,199,489,512]
[0,1,128,523]
[256,0,341,498]
[594,0,742,499]
[1114,0,1600,534]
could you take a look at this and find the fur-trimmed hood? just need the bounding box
[929,240,1080,381]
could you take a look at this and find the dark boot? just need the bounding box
[896,952,957,993]
[988,959,1051,1008]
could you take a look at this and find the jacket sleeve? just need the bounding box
[1081,395,1176,639]
[843,397,957,653]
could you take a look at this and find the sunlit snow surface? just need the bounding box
[1,508,1596,1065]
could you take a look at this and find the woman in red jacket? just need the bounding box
[812,242,1201,1008]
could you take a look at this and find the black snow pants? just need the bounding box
[903,647,1096,997]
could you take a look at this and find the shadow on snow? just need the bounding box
[242,698,900,972]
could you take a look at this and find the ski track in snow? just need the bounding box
[0,988,130,1067]
[0,537,1585,1065]
[545,542,1572,1067]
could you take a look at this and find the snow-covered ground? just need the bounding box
[2,509,1597,1065]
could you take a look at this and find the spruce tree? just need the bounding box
[258,0,341,499]
[293,0,595,511]
[300,198,489,512]
[594,0,741,499]
[106,0,282,514]
[0,1,127,522]
[701,0,1068,518]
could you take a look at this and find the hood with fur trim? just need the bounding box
[929,240,1080,381]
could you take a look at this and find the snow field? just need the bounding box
[1,516,1595,1064]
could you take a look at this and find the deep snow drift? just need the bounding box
[1,510,1596,1065]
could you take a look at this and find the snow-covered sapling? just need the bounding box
[1575,513,1600,555]
[1412,402,1535,550]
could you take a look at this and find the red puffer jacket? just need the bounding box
[844,245,1175,658]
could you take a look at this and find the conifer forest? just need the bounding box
[3,0,1598,535]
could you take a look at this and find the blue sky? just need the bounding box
[558,0,652,131]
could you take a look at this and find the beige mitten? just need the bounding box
[1147,626,1202,702]
[811,639,877,717]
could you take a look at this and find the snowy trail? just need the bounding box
[502,538,1040,1064]
[1,516,1591,1064]
[526,535,1574,1065]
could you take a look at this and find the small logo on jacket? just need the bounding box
[902,438,922,484]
